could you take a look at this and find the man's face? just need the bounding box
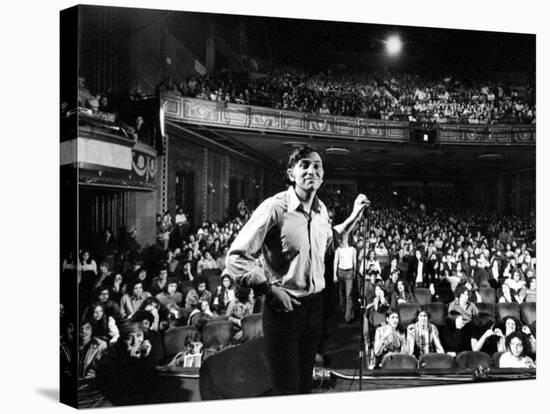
[287,151,324,194]
[198,283,206,292]
[98,290,109,303]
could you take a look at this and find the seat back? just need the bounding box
[413,288,432,306]
[380,353,418,370]
[201,319,234,349]
[455,351,492,370]
[520,302,536,326]
[496,302,521,321]
[199,338,272,400]
[435,288,455,304]
[202,268,221,278]
[475,302,496,320]
[477,287,496,304]
[424,302,446,327]
[418,353,457,369]
[492,351,505,368]
[206,274,222,295]
[369,310,388,329]
[163,326,201,358]
[241,313,263,342]
[397,303,420,330]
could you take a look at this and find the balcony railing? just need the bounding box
[164,96,535,145]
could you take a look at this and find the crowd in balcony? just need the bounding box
[61,188,536,404]
[162,69,535,125]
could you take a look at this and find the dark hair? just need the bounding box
[139,296,160,311]
[285,145,321,186]
[415,306,432,321]
[504,332,529,355]
[132,310,154,325]
[474,311,494,330]
[454,285,469,299]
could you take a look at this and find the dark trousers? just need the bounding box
[263,292,324,395]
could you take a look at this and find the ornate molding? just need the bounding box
[163,96,535,145]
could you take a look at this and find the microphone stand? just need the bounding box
[358,210,369,390]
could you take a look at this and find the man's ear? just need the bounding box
[287,168,294,183]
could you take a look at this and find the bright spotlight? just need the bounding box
[385,35,402,55]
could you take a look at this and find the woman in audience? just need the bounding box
[406,308,445,357]
[498,283,521,304]
[524,277,536,302]
[78,249,98,275]
[373,310,407,366]
[138,297,161,331]
[196,250,219,276]
[499,332,536,368]
[87,302,120,344]
[390,280,413,309]
[212,274,236,315]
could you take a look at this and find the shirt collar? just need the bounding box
[286,187,321,214]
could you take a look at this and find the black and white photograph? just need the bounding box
[3,0,547,413]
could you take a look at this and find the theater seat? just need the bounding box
[163,326,201,359]
[201,320,234,349]
[496,302,521,321]
[520,302,536,326]
[418,353,456,369]
[477,287,496,304]
[455,351,492,370]
[476,302,496,320]
[199,338,272,400]
[202,268,221,278]
[413,288,432,306]
[492,351,504,368]
[424,302,446,327]
[380,353,418,370]
[206,274,222,295]
[369,310,387,329]
[397,303,420,330]
[241,313,263,342]
[434,288,454,304]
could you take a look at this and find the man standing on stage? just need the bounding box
[225,145,369,395]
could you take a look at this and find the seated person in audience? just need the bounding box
[496,315,536,356]
[523,276,536,302]
[196,278,213,305]
[108,273,125,304]
[438,311,473,357]
[149,263,169,296]
[447,285,478,324]
[79,318,107,379]
[365,283,390,344]
[373,310,407,367]
[120,280,151,319]
[84,285,121,321]
[188,300,217,328]
[212,274,236,315]
[138,297,161,331]
[498,283,522,304]
[406,308,445,358]
[159,303,186,331]
[131,310,164,364]
[226,286,255,340]
[88,302,120,344]
[96,321,157,406]
[471,312,505,355]
[503,270,526,301]
[382,258,401,283]
[94,262,113,290]
[384,269,401,297]
[499,332,536,368]
[390,280,414,309]
[196,250,219,276]
[430,269,455,303]
[156,277,183,307]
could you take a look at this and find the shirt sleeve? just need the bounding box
[225,197,276,288]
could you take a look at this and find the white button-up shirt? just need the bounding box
[225,187,333,298]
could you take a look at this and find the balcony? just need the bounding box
[163,97,535,145]
[60,108,158,190]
